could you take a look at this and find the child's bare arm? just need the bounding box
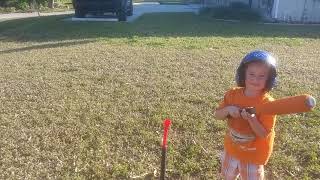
[240,109,268,138]
[214,106,241,120]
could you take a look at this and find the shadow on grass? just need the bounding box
[0,12,319,43]
[0,39,95,54]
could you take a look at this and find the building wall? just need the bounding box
[274,0,320,23]
[204,0,320,23]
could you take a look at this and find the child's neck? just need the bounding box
[244,88,264,97]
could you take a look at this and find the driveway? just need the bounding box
[0,2,201,22]
[0,11,74,22]
[131,2,201,22]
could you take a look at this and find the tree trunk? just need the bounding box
[249,0,252,8]
[48,0,54,8]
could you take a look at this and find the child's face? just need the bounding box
[245,62,270,92]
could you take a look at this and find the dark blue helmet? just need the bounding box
[236,50,277,91]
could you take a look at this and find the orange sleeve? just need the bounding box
[216,89,233,110]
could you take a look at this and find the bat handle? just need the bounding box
[244,107,256,114]
[226,107,256,118]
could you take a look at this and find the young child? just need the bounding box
[214,50,277,180]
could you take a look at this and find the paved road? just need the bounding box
[0,2,201,22]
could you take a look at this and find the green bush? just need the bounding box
[0,0,69,11]
[16,0,29,10]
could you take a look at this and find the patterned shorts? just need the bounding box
[220,151,264,180]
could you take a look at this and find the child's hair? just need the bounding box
[236,50,277,91]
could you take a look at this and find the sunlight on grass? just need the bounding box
[0,13,319,179]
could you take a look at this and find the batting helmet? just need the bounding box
[236,50,277,91]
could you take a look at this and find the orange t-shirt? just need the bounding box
[217,87,276,165]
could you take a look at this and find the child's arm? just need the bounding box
[240,109,267,138]
[214,106,241,120]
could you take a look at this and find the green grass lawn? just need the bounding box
[0,13,319,179]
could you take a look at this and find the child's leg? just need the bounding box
[239,161,264,180]
[220,151,240,180]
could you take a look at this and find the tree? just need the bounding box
[48,0,54,8]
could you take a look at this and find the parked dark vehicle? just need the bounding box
[72,0,133,21]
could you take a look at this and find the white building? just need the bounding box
[203,0,320,23]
